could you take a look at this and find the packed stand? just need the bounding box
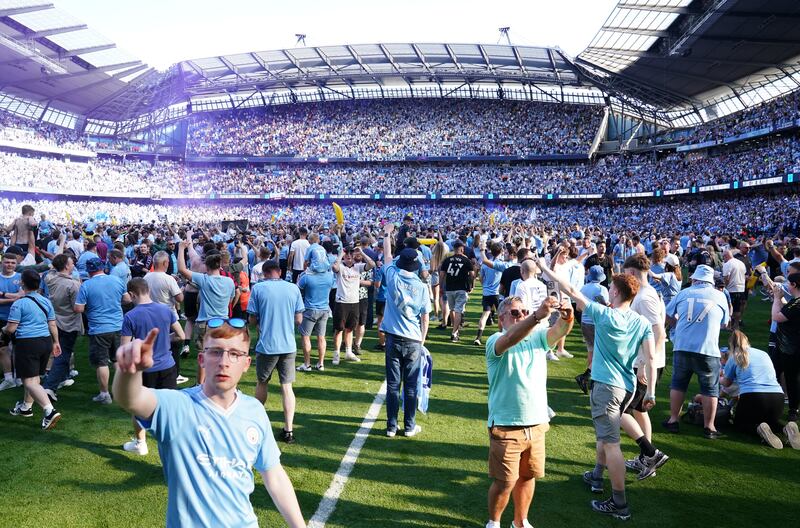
[0,111,91,152]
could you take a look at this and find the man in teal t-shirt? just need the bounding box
[484,294,574,528]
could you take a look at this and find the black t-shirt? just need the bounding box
[584,254,613,288]
[499,265,521,297]
[777,296,800,355]
[440,254,473,291]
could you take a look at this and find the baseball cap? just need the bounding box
[86,257,104,274]
[3,246,24,257]
[397,248,420,272]
[453,240,465,250]
[690,264,715,284]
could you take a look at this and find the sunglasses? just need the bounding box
[207,318,247,329]
[508,309,530,318]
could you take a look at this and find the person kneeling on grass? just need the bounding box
[485,295,574,528]
[112,321,306,528]
[721,330,799,450]
[5,269,62,430]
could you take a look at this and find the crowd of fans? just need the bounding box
[186,99,604,158]
[2,192,797,238]
[0,113,90,152]
[2,133,798,196]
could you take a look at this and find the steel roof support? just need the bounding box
[0,3,54,17]
[26,23,87,38]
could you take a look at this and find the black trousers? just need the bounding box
[733,392,784,434]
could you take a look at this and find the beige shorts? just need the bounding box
[488,423,550,481]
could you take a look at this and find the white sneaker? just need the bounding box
[405,425,422,437]
[546,351,559,361]
[510,520,534,528]
[344,352,361,362]
[757,423,783,449]
[0,379,16,391]
[296,364,312,372]
[123,438,149,456]
[386,429,397,438]
[332,352,340,366]
[92,393,113,405]
[783,421,800,449]
[57,378,75,389]
[69,369,79,378]
[557,350,574,359]
[176,375,189,385]
[14,378,22,387]
[547,406,556,419]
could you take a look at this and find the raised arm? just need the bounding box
[546,299,575,348]
[494,297,558,356]
[177,240,193,281]
[383,222,395,263]
[532,253,590,311]
[112,329,159,420]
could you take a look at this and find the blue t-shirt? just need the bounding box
[76,251,99,280]
[583,302,653,392]
[111,261,132,284]
[373,265,386,302]
[140,387,280,528]
[191,272,235,322]
[666,283,730,357]
[121,302,177,373]
[247,280,304,354]
[297,271,334,311]
[76,274,126,335]
[419,245,432,272]
[578,283,609,326]
[722,348,783,395]
[304,243,330,273]
[8,292,55,339]
[0,272,21,320]
[379,264,431,342]
[480,260,507,297]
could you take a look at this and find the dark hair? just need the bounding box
[516,248,530,261]
[788,272,800,289]
[21,204,34,215]
[612,274,640,302]
[52,253,72,271]
[205,254,222,270]
[20,269,40,291]
[86,241,97,251]
[127,277,150,296]
[109,249,124,261]
[623,253,651,272]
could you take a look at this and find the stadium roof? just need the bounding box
[1,0,800,133]
[577,0,800,124]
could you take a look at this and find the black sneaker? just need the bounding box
[42,409,61,430]
[787,409,798,423]
[353,343,361,356]
[575,373,589,395]
[280,429,295,444]
[637,449,669,480]
[591,497,630,520]
[437,323,447,330]
[582,470,603,494]
[373,343,385,351]
[703,427,721,440]
[10,401,33,417]
[450,334,460,342]
[662,418,680,433]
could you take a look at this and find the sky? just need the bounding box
[52,0,619,70]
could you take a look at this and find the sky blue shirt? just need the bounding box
[722,348,783,395]
[584,302,653,392]
[379,263,431,342]
[481,260,508,296]
[297,271,334,311]
[122,302,177,373]
[8,292,55,339]
[373,265,386,302]
[578,283,609,326]
[191,272,235,322]
[0,272,21,320]
[76,251,99,280]
[76,274,126,335]
[247,280,304,354]
[140,387,280,528]
[111,261,132,284]
[666,283,730,357]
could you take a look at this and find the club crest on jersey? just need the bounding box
[246,426,259,445]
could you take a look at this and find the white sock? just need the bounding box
[100,391,110,398]
[4,372,12,381]
[20,401,33,411]
[43,405,54,416]
[346,348,352,354]
[486,521,501,528]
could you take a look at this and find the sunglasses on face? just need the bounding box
[207,318,247,329]
[508,309,530,318]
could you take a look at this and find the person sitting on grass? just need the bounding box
[721,330,798,449]
[112,320,306,528]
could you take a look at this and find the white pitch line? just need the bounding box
[307,380,388,528]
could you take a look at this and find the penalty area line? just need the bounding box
[307,380,388,528]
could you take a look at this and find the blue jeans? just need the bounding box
[385,333,421,433]
[43,329,78,391]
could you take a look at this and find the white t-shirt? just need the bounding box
[631,283,666,369]
[67,239,83,257]
[515,277,548,313]
[722,258,746,293]
[289,239,310,271]
[251,261,266,284]
[335,262,365,303]
[144,272,182,316]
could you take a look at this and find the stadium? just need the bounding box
[1,0,799,526]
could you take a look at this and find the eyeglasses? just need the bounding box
[207,318,247,329]
[507,309,529,318]
[202,347,249,363]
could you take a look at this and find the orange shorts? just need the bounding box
[488,423,549,481]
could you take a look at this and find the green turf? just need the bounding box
[1,288,798,527]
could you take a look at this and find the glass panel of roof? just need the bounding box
[483,45,514,58]
[318,45,351,59]
[10,8,82,31]
[350,44,383,57]
[450,44,481,57]
[79,47,138,68]
[384,43,414,56]
[225,53,259,68]
[46,28,113,51]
